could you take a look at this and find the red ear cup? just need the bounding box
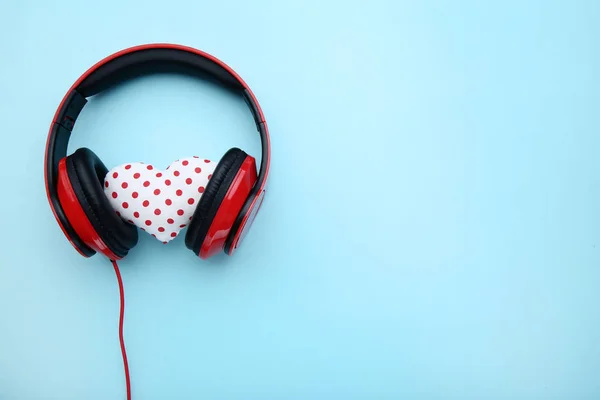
[56,148,139,260]
[185,148,257,259]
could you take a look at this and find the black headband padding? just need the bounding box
[76,48,244,97]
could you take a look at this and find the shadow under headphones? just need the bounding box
[44,43,271,261]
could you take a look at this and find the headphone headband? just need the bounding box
[44,43,270,256]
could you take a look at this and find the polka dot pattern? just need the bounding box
[103,156,217,242]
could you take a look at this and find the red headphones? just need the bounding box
[44,43,270,261]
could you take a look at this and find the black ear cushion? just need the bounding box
[185,148,247,255]
[66,148,138,258]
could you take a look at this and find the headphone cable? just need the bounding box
[112,260,132,400]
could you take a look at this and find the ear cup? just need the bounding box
[185,148,248,255]
[66,148,138,258]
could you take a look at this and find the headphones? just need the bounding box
[44,43,270,261]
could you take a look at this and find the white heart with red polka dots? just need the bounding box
[103,156,217,243]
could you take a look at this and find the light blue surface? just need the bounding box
[0,0,599,398]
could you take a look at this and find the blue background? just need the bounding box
[0,0,599,399]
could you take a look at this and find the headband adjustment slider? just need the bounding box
[56,90,87,131]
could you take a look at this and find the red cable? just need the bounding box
[112,260,132,400]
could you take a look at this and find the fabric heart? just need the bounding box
[103,156,217,243]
